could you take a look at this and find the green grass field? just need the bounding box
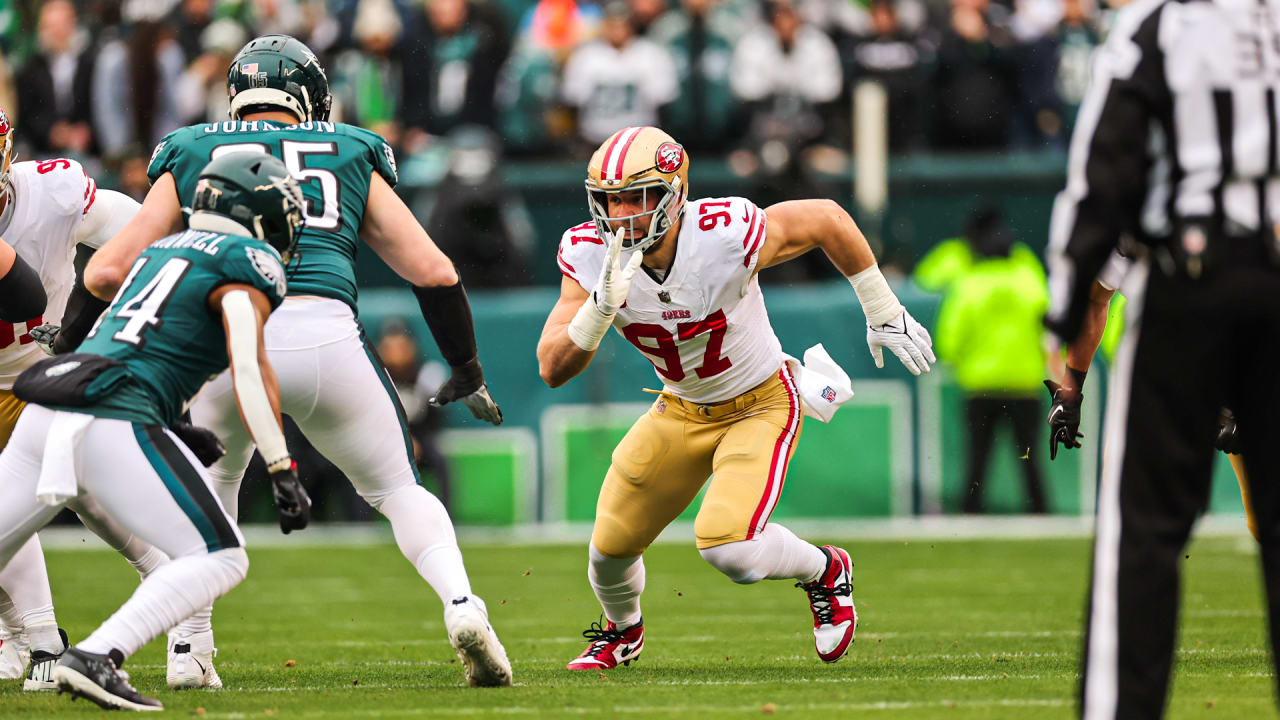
[0,534,1274,718]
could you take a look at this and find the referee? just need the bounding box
[1045,0,1280,717]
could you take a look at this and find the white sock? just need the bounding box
[414,544,472,604]
[699,524,827,585]
[79,548,247,659]
[72,498,171,579]
[170,605,213,640]
[588,544,644,628]
[373,484,472,604]
[0,535,60,652]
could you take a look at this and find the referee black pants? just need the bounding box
[1080,245,1280,719]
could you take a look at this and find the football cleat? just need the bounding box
[0,631,30,679]
[565,618,644,671]
[797,546,857,663]
[52,647,161,711]
[23,627,68,691]
[167,629,222,689]
[444,595,512,687]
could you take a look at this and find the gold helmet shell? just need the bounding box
[585,126,689,253]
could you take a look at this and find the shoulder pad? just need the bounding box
[557,220,606,289]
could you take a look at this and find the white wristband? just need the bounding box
[566,295,615,351]
[848,263,904,326]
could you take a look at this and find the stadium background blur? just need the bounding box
[0,0,1244,529]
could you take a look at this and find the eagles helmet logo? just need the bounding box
[655,142,684,174]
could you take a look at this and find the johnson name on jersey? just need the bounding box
[558,196,781,404]
[0,158,96,388]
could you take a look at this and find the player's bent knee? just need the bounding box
[699,540,765,584]
[694,501,748,550]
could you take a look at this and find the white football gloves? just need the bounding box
[567,228,643,351]
[849,263,935,375]
[866,309,936,376]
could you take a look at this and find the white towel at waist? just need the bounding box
[783,344,855,424]
[35,411,93,506]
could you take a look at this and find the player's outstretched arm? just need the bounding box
[0,238,46,322]
[210,282,310,533]
[538,228,642,388]
[84,173,184,301]
[757,199,935,375]
[360,171,502,425]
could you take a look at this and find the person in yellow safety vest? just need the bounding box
[926,209,1052,513]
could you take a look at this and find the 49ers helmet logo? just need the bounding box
[655,142,684,174]
[0,110,12,137]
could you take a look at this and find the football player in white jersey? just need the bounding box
[538,126,934,669]
[0,109,197,692]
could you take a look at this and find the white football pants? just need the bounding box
[0,405,246,658]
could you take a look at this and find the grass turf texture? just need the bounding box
[0,536,1273,718]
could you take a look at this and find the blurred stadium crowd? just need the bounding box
[0,0,1105,197]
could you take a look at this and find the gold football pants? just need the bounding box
[591,369,803,558]
[0,389,25,449]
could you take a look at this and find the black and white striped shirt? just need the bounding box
[1046,0,1280,341]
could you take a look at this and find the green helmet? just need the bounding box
[191,152,306,259]
[227,34,331,123]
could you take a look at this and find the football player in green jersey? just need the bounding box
[84,34,512,688]
[0,152,306,711]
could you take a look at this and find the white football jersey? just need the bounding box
[0,158,96,388]
[558,196,782,404]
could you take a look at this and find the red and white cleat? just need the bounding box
[797,545,857,663]
[565,618,644,671]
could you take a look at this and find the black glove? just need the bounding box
[270,462,311,534]
[1216,409,1241,455]
[429,358,503,425]
[170,422,226,467]
[1045,379,1084,461]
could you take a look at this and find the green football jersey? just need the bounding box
[148,120,398,310]
[71,229,287,426]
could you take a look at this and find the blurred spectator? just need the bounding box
[929,0,1017,150]
[651,0,742,152]
[1054,0,1100,136]
[377,320,453,509]
[399,0,511,154]
[173,0,216,61]
[561,0,677,147]
[331,0,403,140]
[423,126,535,286]
[928,209,1050,514]
[17,0,96,156]
[730,0,842,151]
[92,18,185,158]
[176,18,249,125]
[629,0,667,35]
[1008,0,1065,148]
[846,0,928,153]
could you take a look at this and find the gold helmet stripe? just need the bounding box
[602,126,643,182]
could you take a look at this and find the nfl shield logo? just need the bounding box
[658,290,671,303]
[655,398,666,414]
[820,386,837,403]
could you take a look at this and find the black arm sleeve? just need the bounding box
[413,280,479,368]
[51,244,109,353]
[1044,5,1167,343]
[0,251,47,322]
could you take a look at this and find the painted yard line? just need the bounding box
[200,698,1076,719]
